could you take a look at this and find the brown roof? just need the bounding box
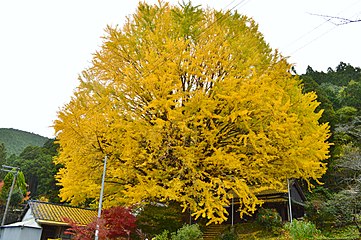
[29,201,97,226]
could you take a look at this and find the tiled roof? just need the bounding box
[29,201,97,226]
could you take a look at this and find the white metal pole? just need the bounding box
[287,179,293,223]
[231,197,234,227]
[95,155,107,240]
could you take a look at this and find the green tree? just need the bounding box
[334,62,361,87]
[313,122,361,232]
[318,82,343,110]
[300,75,336,126]
[0,170,28,206]
[301,63,361,236]
[340,80,361,111]
[308,145,361,233]
[306,62,361,87]
[55,2,330,224]
[10,139,60,202]
[335,106,358,124]
[335,116,361,145]
[0,143,6,167]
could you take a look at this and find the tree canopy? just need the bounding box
[55,2,330,224]
[0,170,28,207]
[3,139,61,202]
[301,62,361,230]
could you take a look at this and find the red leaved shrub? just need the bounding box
[64,206,137,240]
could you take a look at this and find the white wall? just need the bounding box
[0,226,42,240]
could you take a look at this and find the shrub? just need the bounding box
[154,230,169,240]
[153,224,203,240]
[256,208,282,233]
[219,229,237,240]
[171,224,203,240]
[306,189,361,229]
[64,206,137,240]
[284,219,322,240]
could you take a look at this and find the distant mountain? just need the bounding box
[0,128,50,156]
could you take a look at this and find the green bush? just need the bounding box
[153,224,203,240]
[284,219,322,240]
[256,208,282,233]
[306,189,361,229]
[171,224,203,240]
[219,229,237,240]
[154,230,169,240]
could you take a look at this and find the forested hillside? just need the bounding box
[300,62,361,231]
[0,128,58,201]
[0,128,49,155]
[3,139,61,202]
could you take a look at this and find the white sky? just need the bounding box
[1,0,360,138]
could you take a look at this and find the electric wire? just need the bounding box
[287,0,361,55]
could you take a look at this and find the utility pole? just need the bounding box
[287,179,293,223]
[231,197,234,227]
[1,165,20,226]
[95,155,107,240]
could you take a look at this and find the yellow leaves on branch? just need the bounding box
[54,1,330,224]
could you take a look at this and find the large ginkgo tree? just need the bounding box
[54,2,330,224]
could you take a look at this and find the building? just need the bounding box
[224,179,307,224]
[0,201,97,240]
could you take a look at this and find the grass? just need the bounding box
[218,222,360,240]
[229,222,282,240]
[320,225,359,240]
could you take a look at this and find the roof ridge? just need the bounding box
[28,200,96,211]
[27,200,97,226]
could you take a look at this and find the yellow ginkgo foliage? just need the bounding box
[54,2,330,224]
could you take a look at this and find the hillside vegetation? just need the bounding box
[0,128,49,155]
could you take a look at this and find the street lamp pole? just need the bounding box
[95,155,107,240]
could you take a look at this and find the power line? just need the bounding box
[286,0,361,55]
[309,13,361,26]
[285,16,332,50]
[290,25,337,55]
[222,0,239,10]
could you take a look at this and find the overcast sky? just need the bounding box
[1,0,360,138]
